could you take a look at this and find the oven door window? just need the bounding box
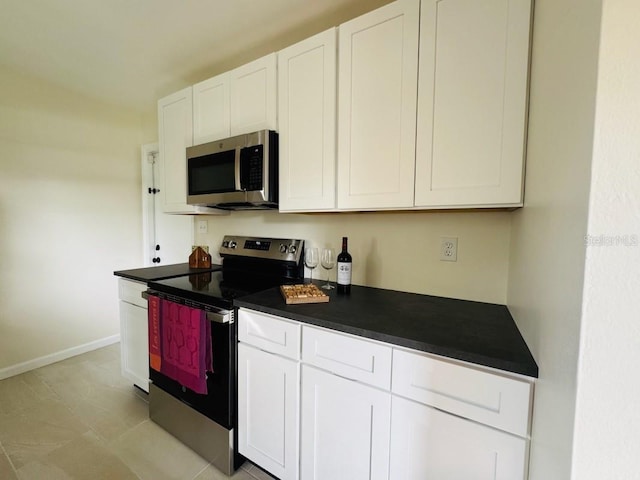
[188,149,238,195]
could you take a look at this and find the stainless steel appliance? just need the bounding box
[146,235,304,475]
[186,130,278,210]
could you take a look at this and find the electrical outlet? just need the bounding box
[197,219,208,234]
[440,237,458,262]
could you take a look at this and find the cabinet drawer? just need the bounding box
[238,309,301,360]
[392,349,532,437]
[118,278,148,309]
[302,326,392,390]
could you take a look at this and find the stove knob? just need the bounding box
[222,241,229,248]
[229,241,237,249]
[279,244,288,254]
[288,244,297,254]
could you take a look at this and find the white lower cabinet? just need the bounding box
[389,396,527,480]
[237,307,533,480]
[238,343,299,480]
[300,365,391,480]
[118,279,149,392]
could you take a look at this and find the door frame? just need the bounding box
[141,143,159,267]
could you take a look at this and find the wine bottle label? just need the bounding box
[337,262,352,285]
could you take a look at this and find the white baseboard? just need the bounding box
[0,334,121,380]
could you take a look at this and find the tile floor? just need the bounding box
[0,344,274,480]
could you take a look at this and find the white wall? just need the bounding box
[571,1,640,477]
[195,209,512,303]
[0,68,143,374]
[506,0,602,478]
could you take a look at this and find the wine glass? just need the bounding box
[305,247,319,283]
[321,248,336,289]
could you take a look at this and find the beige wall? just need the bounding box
[195,210,512,303]
[572,0,640,477]
[506,0,602,478]
[0,68,144,373]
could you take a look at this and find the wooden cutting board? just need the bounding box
[280,284,330,304]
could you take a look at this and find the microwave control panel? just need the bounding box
[240,145,264,191]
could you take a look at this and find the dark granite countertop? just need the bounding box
[235,282,538,378]
[114,263,222,283]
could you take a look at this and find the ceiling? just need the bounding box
[0,0,388,112]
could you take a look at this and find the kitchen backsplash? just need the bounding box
[194,210,511,304]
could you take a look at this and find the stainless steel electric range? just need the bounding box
[146,235,304,475]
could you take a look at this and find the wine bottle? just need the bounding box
[337,237,352,294]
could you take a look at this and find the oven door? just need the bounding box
[148,295,235,430]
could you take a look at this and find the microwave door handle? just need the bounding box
[234,147,242,191]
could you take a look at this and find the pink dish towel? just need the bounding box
[160,299,212,394]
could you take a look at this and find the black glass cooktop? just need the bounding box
[148,269,296,309]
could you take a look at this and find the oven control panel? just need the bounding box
[219,235,304,264]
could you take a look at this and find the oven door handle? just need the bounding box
[142,289,233,324]
[206,310,233,324]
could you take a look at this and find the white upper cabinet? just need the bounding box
[415,0,532,208]
[193,53,276,144]
[158,87,227,215]
[337,0,420,210]
[193,72,230,144]
[229,53,277,136]
[158,87,195,214]
[278,28,337,212]
[159,0,533,213]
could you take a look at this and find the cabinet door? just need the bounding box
[337,0,419,210]
[158,87,195,213]
[238,343,299,480]
[229,53,277,136]
[278,28,337,212]
[390,396,528,480]
[415,0,532,208]
[119,301,149,392]
[193,73,230,144]
[300,365,391,480]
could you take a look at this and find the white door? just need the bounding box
[337,0,419,210]
[238,343,299,480]
[278,28,337,212]
[229,53,277,136]
[157,87,195,213]
[119,300,149,392]
[389,396,528,480]
[414,0,532,208]
[193,73,231,144]
[300,365,391,480]
[141,144,193,266]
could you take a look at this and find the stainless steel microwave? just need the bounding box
[186,130,278,210]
